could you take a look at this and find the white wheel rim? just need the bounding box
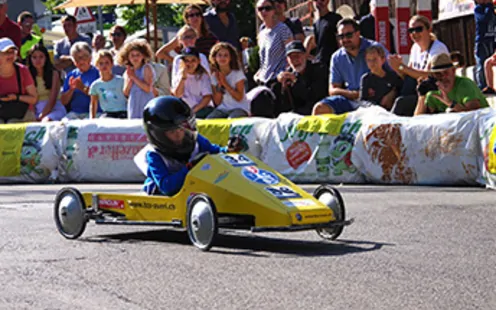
[318,192,342,221]
[57,193,84,237]
[189,200,215,248]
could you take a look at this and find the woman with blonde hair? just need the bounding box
[156,4,218,63]
[387,15,449,116]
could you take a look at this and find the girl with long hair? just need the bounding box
[207,42,249,119]
[118,39,155,119]
[27,43,66,121]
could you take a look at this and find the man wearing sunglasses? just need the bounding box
[204,0,241,50]
[415,53,488,115]
[17,11,42,62]
[312,18,389,115]
[260,0,305,42]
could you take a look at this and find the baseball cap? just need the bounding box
[285,40,305,56]
[180,47,200,59]
[0,38,17,52]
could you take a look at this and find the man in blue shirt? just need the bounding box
[54,15,92,75]
[312,18,389,115]
[204,0,241,50]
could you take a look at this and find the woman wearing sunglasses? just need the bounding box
[156,5,218,63]
[109,25,127,76]
[254,0,293,87]
[388,15,449,116]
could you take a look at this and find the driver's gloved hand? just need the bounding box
[227,135,244,153]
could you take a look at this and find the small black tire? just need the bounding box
[53,187,87,239]
[313,185,346,240]
[186,194,218,251]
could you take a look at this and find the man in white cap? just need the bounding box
[0,0,22,49]
[415,53,489,115]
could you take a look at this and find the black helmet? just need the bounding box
[143,96,197,163]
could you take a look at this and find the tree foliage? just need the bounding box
[42,0,257,40]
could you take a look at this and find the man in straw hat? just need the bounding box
[415,53,489,115]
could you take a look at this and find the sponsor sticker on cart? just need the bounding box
[222,154,255,167]
[99,199,125,209]
[265,185,301,199]
[242,166,279,185]
[283,199,316,208]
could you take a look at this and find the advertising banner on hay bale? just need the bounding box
[352,108,481,185]
[56,119,147,182]
[261,111,367,184]
[0,124,59,183]
[197,117,273,158]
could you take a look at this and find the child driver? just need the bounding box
[135,96,243,196]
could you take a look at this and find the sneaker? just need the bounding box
[482,87,496,95]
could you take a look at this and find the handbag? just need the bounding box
[0,64,30,121]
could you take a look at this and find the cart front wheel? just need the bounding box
[314,185,346,240]
[186,194,218,251]
[54,187,87,239]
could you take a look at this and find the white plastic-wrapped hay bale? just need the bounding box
[352,108,481,185]
[57,119,147,182]
[260,111,367,184]
[0,123,59,183]
[476,108,496,188]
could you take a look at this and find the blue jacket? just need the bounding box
[475,3,495,43]
[142,134,226,196]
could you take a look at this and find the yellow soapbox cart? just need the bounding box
[54,153,352,251]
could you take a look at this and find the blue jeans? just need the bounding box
[475,41,494,89]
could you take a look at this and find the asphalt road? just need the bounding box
[0,184,495,310]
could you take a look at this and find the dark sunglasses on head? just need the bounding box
[111,32,124,37]
[186,12,202,19]
[257,5,274,12]
[408,26,424,34]
[336,31,355,40]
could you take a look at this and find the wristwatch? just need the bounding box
[450,100,457,109]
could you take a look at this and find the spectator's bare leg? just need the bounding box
[312,102,335,115]
[483,56,496,94]
[413,96,428,116]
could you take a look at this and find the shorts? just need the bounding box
[320,95,360,115]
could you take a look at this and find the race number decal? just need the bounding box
[222,154,255,167]
[242,166,279,185]
[265,186,301,199]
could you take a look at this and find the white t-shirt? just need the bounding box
[172,53,211,82]
[211,70,250,113]
[172,73,213,110]
[409,40,449,70]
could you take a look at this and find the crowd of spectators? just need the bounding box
[0,0,493,125]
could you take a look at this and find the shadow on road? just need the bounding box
[83,229,393,257]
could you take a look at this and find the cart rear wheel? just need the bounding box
[54,187,87,239]
[186,194,218,251]
[314,185,345,240]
